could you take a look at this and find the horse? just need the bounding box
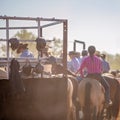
[67,77,77,120]
[68,75,79,120]
[77,78,105,120]
[9,58,25,95]
[46,63,77,120]
[102,73,120,120]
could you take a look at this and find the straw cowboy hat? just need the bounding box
[17,43,28,54]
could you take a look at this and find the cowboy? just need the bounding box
[76,45,112,107]
[101,53,110,73]
[17,43,34,58]
[67,51,80,73]
[80,49,88,77]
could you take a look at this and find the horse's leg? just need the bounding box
[112,86,120,120]
[105,106,114,120]
[75,100,81,120]
[70,104,76,120]
[68,76,78,120]
[67,79,76,120]
[79,111,83,120]
[97,108,106,120]
[92,106,98,120]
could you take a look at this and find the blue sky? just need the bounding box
[0,0,120,54]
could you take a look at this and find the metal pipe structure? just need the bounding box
[73,40,86,51]
[0,22,63,30]
[63,20,68,77]
[0,16,67,21]
[0,15,68,79]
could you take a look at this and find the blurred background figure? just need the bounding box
[17,43,34,58]
[74,52,82,66]
[80,49,88,77]
[101,53,110,73]
[81,49,88,60]
[67,51,80,73]
[95,50,101,57]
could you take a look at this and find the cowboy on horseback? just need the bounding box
[76,45,112,107]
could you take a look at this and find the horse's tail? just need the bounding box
[84,82,91,120]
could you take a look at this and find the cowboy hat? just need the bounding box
[17,43,28,54]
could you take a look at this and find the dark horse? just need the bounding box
[77,78,105,120]
[9,58,25,95]
[102,74,120,120]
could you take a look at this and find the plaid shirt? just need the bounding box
[78,55,102,77]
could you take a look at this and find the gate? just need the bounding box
[0,16,74,120]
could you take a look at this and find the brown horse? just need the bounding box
[67,78,77,120]
[68,75,79,120]
[102,74,120,120]
[77,78,105,120]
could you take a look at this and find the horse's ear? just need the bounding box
[22,61,32,76]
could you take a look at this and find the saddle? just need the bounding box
[87,73,102,83]
[87,73,112,107]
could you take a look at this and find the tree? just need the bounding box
[14,30,63,58]
[14,29,36,40]
[102,52,120,71]
[48,37,63,57]
[0,43,6,57]
[112,54,120,70]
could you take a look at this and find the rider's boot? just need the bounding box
[105,98,112,107]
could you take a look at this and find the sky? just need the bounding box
[0,0,120,54]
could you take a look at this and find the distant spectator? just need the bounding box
[81,49,88,77]
[95,50,101,57]
[67,51,80,73]
[81,49,88,57]
[75,52,82,66]
[17,43,34,58]
[101,54,110,73]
